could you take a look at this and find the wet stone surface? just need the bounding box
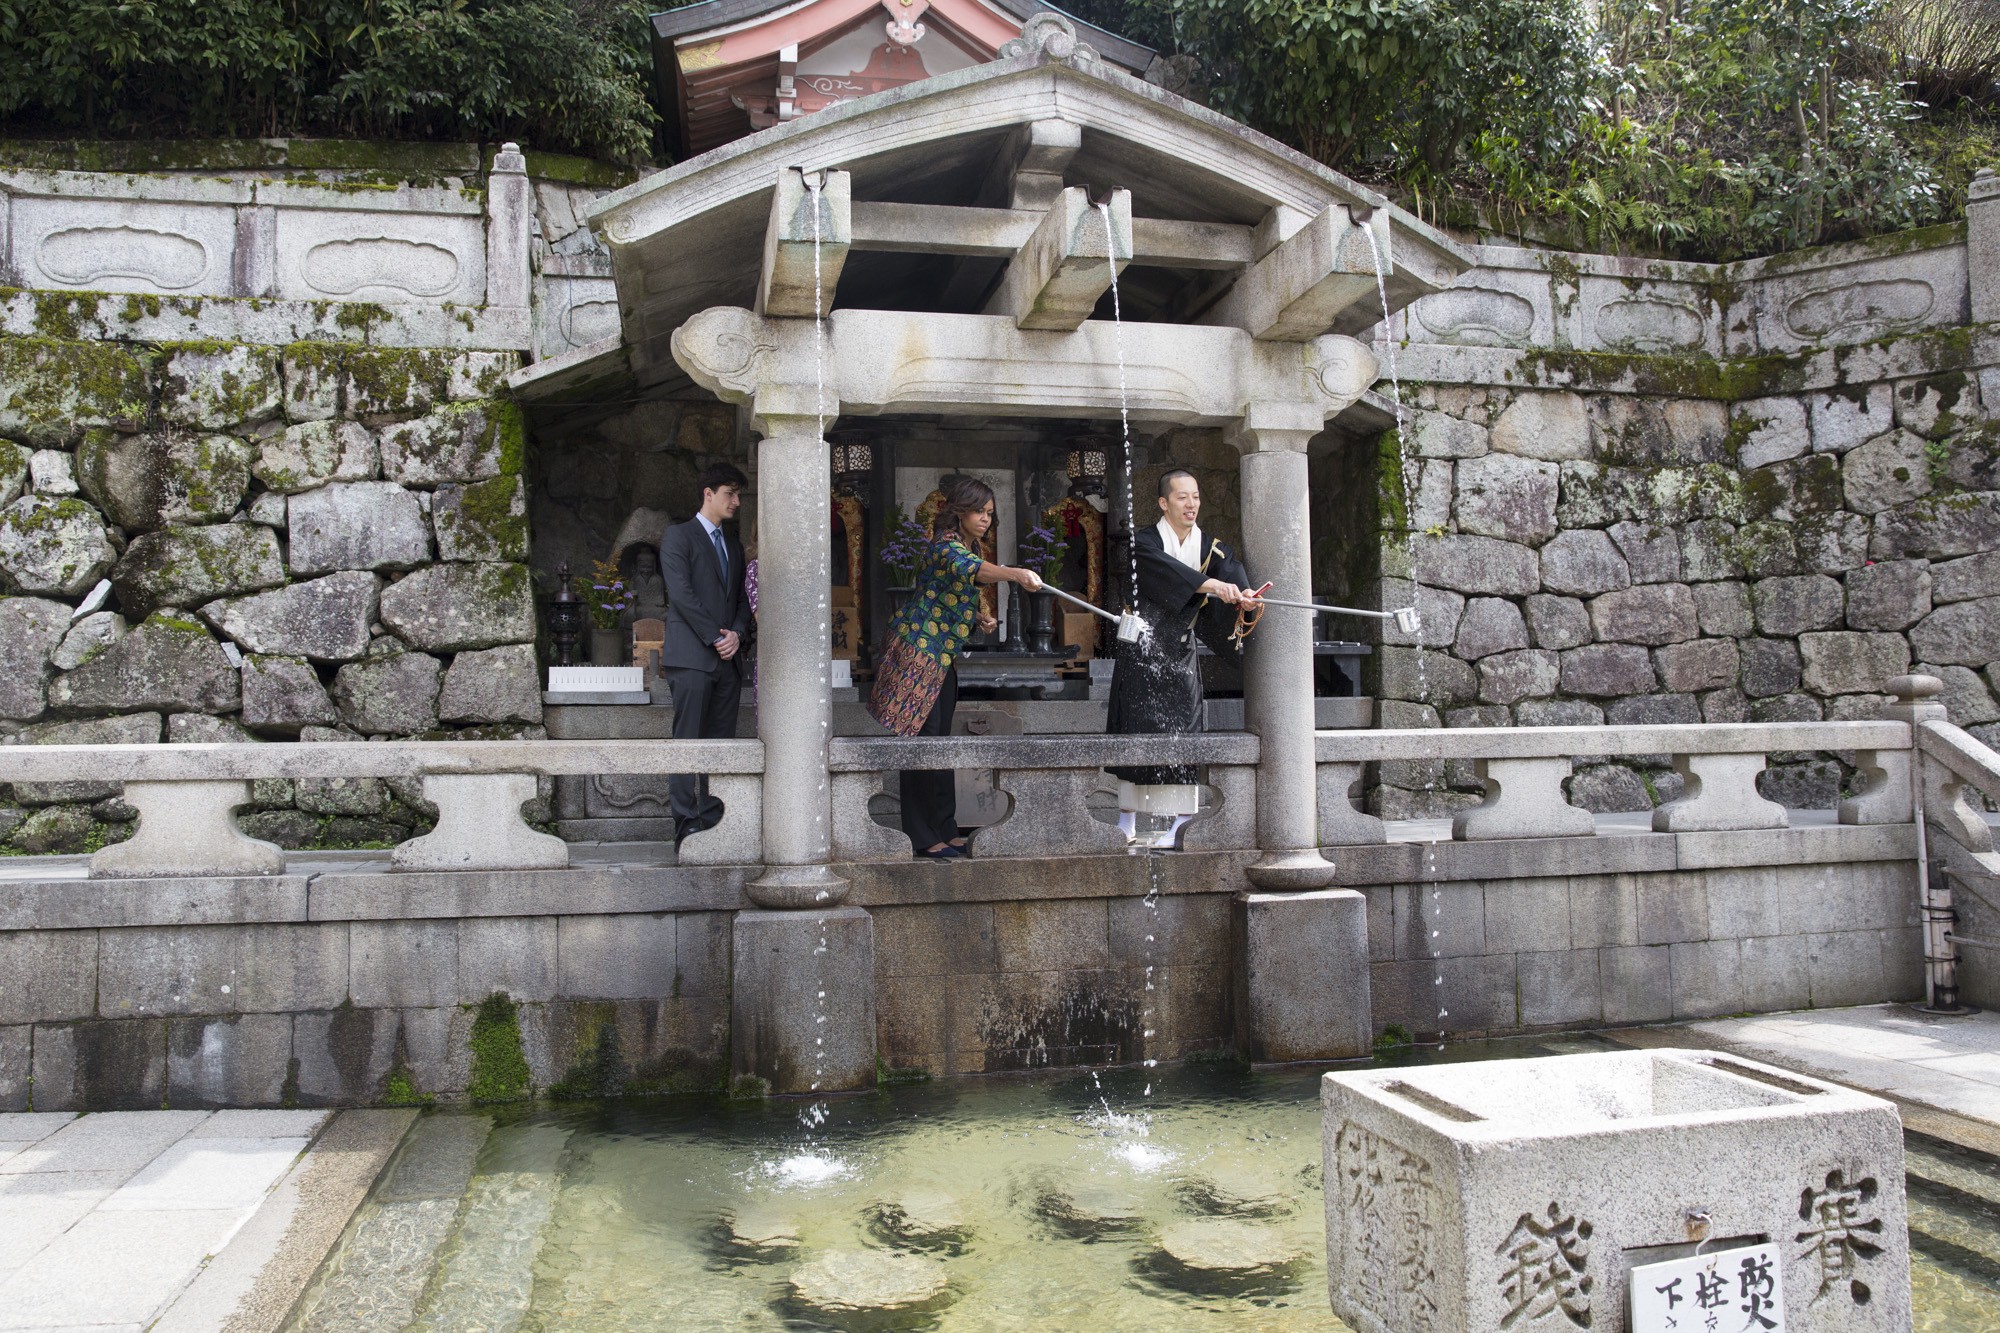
[785,1250,954,1325]
[868,1190,972,1253]
[1147,1219,1306,1296]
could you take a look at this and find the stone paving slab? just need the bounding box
[0,1108,333,1332]
[1658,1003,2000,1136]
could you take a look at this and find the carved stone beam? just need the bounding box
[671,304,1377,426]
[850,203,1250,269]
[1202,204,1381,342]
[756,166,851,319]
[983,186,1132,331]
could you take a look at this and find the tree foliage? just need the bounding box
[0,0,659,162]
[1082,0,1984,260]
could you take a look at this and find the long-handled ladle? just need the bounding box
[1252,595,1421,636]
[1041,584,1147,643]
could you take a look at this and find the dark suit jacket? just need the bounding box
[659,517,751,673]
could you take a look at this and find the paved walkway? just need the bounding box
[1677,1005,2000,1130]
[0,1109,326,1332]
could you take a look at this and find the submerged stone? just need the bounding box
[1148,1219,1304,1293]
[1035,1184,1145,1239]
[713,1206,803,1262]
[869,1191,972,1252]
[1176,1168,1292,1219]
[787,1250,952,1320]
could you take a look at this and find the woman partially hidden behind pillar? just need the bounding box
[866,476,1043,859]
[1106,468,1258,847]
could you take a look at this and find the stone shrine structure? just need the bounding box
[0,10,1996,1108]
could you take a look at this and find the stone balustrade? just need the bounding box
[1315,720,1913,844]
[1916,719,2000,860]
[1,719,1958,879]
[829,734,1259,861]
[0,738,761,879]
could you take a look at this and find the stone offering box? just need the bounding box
[1322,1049,1908,1333]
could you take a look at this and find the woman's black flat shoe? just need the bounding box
[916,845,965,861]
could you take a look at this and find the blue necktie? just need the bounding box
[710,527,729,583]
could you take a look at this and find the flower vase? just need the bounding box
[1027,590,1057,654]
[589,627,626,665]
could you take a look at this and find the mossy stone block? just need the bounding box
[0,338,156,447]
[433,475,528,561]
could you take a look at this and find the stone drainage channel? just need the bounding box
[280,1035,2000,1333]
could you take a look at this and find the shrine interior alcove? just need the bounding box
[514,25,1471,770]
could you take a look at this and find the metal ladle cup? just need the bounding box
[1253,595,1420,636]
[1042,584,1146,643]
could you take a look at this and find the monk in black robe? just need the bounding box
[1104,468,1258,845]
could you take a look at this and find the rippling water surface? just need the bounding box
[294,1036,2000,1331]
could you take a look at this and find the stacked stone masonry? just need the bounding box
[1344,288,2000,817]
[0,338,544,855]
[0,823,1916,1108]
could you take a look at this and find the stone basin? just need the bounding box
[1035,1183,1146,1239]
[1323,1048,1911,1333]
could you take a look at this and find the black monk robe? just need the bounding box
[1104,522,1250,785]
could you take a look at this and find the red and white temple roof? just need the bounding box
[651,0,1156,156]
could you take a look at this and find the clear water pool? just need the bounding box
[289,1034,2000,1331]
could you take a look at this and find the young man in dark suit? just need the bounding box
[658,462,751,844]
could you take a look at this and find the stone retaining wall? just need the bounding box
[0,339,545,855]
[0,824,1917,1109]
[1318,323,1999,819]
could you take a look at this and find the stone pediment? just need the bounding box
[578,40,1473,394]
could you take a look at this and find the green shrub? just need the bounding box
[0,0,658,162]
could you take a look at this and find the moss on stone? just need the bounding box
[30,291,103,341]
[332,303,393,338]
[522,149,635,189]
[341,346,456,414]
[491,399,526,476]
[549,1006,626,1100]
[1513,347,1805,401]
[467,991,532,1103]
[1376,429,1409,538]
[0,336,156,436]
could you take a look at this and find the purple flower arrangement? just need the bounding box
[1018,523,1068,583]
[878,505,934,585]
[584,558,630,630]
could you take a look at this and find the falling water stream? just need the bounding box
[1361,212,1450,1048]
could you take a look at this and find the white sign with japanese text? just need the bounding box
[1631,1243,1786,1333]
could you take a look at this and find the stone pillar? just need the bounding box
[1967,170,2000,326]
[1232,890,1373,1061]
[745,410,846,908]
[732,907,876,1093]
[1235,416,1336,889]
[486,142,532,311]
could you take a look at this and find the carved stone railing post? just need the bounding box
[486,142,532,313]
[1652,753,1788,832]
[1316,760,1387,847]
[1181,764,1257,852]
[830,771,910,862]
[1452,757,1595,840]
[970,768,1126,858]
[89,780,284,878]
[392,773,568,871]
[677,774,763,865]
[1840,749,1914,825]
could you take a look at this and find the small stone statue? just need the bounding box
[627,545,670,624]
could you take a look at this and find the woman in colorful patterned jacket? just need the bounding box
[866,475,1042,859]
